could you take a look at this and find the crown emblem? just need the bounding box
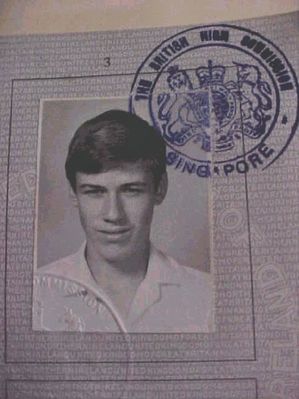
[196,60,225,88]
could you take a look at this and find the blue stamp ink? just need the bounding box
[129,25,298,177]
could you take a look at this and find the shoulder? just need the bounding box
[149,247,214,332]
[36,248,82,280]
[153,246,213,292]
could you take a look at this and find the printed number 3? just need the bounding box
[104,57,111,67]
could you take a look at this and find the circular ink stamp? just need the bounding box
[130,24,298,177]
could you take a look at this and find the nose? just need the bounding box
[102,192,124,223]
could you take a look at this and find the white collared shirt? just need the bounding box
[33,244,214,333]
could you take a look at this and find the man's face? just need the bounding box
[71,162,167,263]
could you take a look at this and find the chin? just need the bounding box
[99,246,134,264]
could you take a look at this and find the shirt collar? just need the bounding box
[128,244,182,323]
[73,242,179,286]
[72,242,181,322]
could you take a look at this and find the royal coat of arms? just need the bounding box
[156,61,272,153]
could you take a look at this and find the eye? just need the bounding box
[82,187,106,196]
[122,186,145,195]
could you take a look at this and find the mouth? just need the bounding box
[98,228,131,241]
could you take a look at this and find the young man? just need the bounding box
[33,110,213,333]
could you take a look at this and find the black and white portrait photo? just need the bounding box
[33,98,214,333]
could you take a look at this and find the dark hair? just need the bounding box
[65,110,166,191]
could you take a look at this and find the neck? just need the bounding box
[85,242,150,285]
[85,242,150,319]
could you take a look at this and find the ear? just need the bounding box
[68,184,78,207]
[154,172,168,205]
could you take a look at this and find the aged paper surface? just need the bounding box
[0,11,298,398]
[0,1,298,35]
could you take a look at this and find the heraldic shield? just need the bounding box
[155,60,273,155]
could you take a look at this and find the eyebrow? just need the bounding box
[78,184,105,189]
[121,182,147,187]
[78,182,148,189]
